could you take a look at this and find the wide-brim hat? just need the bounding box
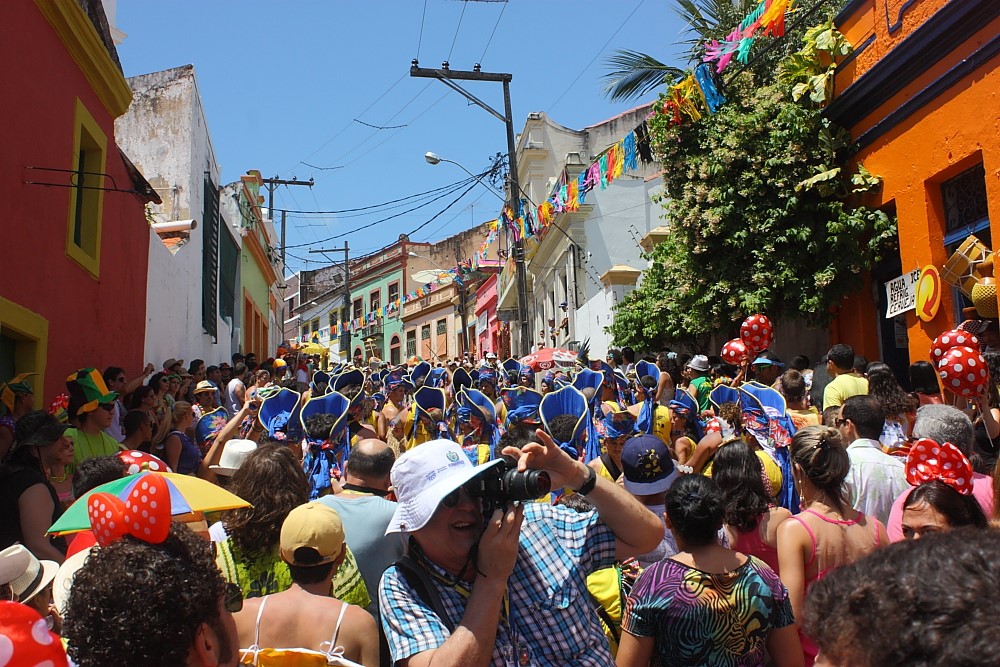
[500,387,543,425]
[66,368,118,416]
[310,370,332,395]
[539,385,588,445]
[458,388,496,423]
[410,361,431,386]
[2,545,58,604]
[162,358,184,371]
[299,391,352,441]
[193,380,216,394]
[452,367,474,393]
[195,407,229,446]
[209,439,259,476]
[501,358,521,381]
[635,360,658,381]
[53,546,93,617]
[572,368,604,394]
[386,439,502,533]
[332,369,365,393]
[258,387,304,441]
[414,386,447,417]
[425,368,449,388]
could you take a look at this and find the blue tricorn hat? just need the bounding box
[413,385,447,416]
[603,409,637,439]
[500,387,543,425]
[635,360,658,381]
[425,367,448,388]
[668,389,699,419]
[332,369,365,393]
[258,387,304,441]
[194,407,228,447]
[478,367,498,389]
[383,368,405,391]
[710,384,743,412]
[458,388,496,423]
[502,358,521,382]
[452,367,475,394]
[572,368,604,394]
[310,370,332,395]
[740,381,787,414]
[539,386,588,451]
[410,361,431,385]
[299,390,352,442]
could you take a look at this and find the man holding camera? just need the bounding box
[379,432,662,666]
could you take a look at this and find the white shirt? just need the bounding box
[844,438,909,525]
[104,399,125,442]
[225,378,245,414]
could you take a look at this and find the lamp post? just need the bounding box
[408,250,470,355]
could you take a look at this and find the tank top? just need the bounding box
[731,514,780,575]
[239,595,359,666]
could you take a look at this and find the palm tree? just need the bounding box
[601,0,761,103]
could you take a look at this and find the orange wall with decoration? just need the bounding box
[829,0,1000,364]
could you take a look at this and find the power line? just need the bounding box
[337,90,451,170]
[282,179,476,249]
[300,162,344,171]
[416,0,429,60]
[546,0,646,113]
[446,0,468,63]
[477,1,507,65]
[326,82,432,166]
[404,181,480,237]
[353,119,408,130]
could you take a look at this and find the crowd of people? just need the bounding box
[1,330,999,666]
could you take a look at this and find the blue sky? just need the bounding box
[116,1,689,273]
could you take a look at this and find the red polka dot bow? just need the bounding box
[87,473,172,547]
[905,439,974,496]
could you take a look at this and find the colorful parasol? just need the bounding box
[47,471,250,536]
[518,348,577,372]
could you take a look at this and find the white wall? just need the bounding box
[116,66,230,368]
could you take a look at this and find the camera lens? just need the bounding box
[501,469,551,500]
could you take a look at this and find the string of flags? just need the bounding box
[704,0,794,73]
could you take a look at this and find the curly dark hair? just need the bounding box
[713,440,771,532]
[222,444,309,554]
[64,523,234,667]
[804,528,1000,666]
[865,362,916,418]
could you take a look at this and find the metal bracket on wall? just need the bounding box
[23,165,149,196]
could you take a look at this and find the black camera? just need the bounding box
[467,458,552,515]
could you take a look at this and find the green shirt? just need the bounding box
[690,375,713,413]
[67,428,122,467]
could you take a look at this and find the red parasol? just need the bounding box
[519,348,577,372]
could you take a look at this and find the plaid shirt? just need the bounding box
[379,502,617,666]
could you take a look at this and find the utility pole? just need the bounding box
[309,242,350,361]
[261,175,314,265]
[410,61,530,358]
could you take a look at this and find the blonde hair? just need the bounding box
[171,401,193,426]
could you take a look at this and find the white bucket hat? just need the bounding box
[0,545,58,604]
[209,439,258,476]
[386,439,501,534]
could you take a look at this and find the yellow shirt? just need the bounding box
[703,449,783,498]
[587,566,624,657]
[823,374,869,410]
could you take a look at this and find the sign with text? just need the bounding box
[885,270,921,319]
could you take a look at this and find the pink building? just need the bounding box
[475,272,500,358]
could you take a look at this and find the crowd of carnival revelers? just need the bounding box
[2,313,1000,667]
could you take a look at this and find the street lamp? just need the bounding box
[408,250,470,355]
[424,152,505,202]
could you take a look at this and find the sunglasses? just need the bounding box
[223,583,243,613]
[115,376,125,383]
[441,482,478,509]
[98,403,115,412]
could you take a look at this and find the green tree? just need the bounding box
[608,21,897,349]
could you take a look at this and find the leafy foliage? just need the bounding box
[601,50,686,103]
[608,23,897,349]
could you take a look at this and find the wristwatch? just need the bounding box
[575,464,598,496]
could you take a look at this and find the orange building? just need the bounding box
[827,0,1000,374]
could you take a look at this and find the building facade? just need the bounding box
[115,64,238,367]
[1,0,158,400]
[828,0,1000,371]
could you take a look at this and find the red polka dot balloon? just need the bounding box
[0,601,69,667]
[930,329,980,362]
[117,450,172,475]
[740,314,774,354]
[721,339,749,365]
[937,345,988,397]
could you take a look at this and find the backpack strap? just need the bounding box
[392,555,456,633]
[600,452,622,481]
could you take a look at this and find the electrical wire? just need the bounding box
[404,181,480,237]
[416,0,429,60]
[477,1,507,65]
[446,0,468,63]
[546,0,646,113]
[282,179,478,249]
[326,82,432,166]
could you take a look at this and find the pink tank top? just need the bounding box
[731,514,780,575]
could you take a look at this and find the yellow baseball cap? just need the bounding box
[279,502,345,566]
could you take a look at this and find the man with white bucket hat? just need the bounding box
[379,431,662,666]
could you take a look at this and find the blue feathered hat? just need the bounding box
[458,388,496,424]
[257,387,304,441]
[332,369,365,393]
[500,387,543,426]
[603,409,637,439]
[298,391,352,442]
[539,386,588,457]
[194,407,228,447]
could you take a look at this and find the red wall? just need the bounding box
[0,0,149,402]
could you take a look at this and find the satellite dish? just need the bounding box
[411,269,453,284]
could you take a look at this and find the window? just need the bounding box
[370,289,381,314]
[65,99,108,278]
[301,324,309,339]
[406,330,417,357]
[942,163,989,240]
[0,296,49,401]
[388,282,400,304]
[329,310,339,328]
[218,227,238,325]
[353,298,363,320]
[310,318,320,333]
[202,174,220,338]
[390,335,402,365]
[436,319,448,336]
[421,325,431,340]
